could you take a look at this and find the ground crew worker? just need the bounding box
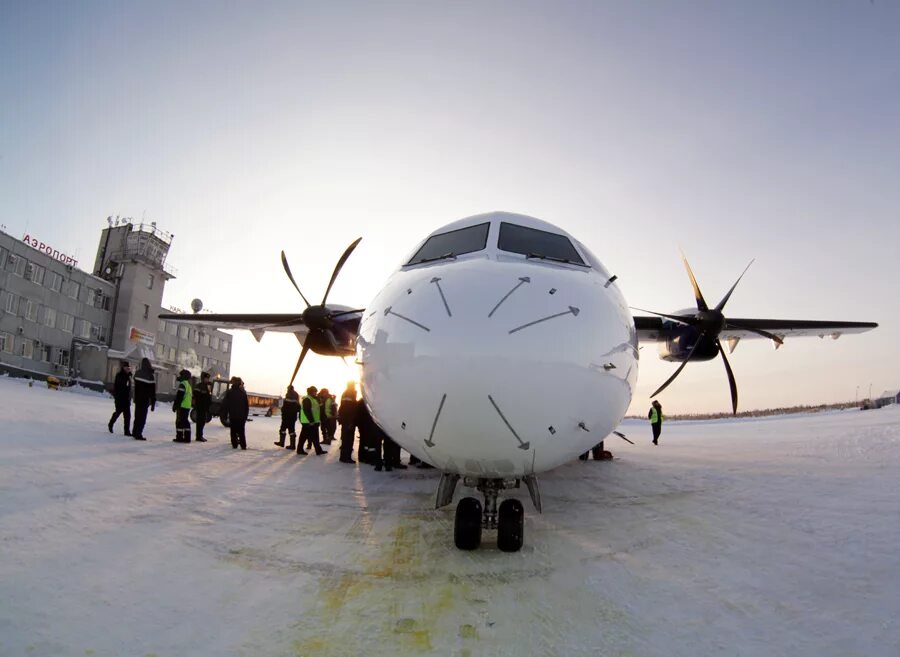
[107,361,132,436]
[318,388,336,444]
[337,381,358,463]
[193,371,212,442]
[223,376,249,449]
[276,385,300,449]
[649,400,664,445]
[131,358,156,441]
[172,369,193,443]
[299,386,325,456]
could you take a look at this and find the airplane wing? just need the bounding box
[634,316,878,342]
[158,313,308,334]
[158,307,364,356]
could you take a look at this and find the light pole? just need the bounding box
[855,385,859,405]
[868,383,873,401]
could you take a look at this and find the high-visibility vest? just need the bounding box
[300,395,321,424]
[179,379,193,409]
[649,407,663,424]
[324,396,336,419]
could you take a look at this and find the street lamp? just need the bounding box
[855,385,859,404]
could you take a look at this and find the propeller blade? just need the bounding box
[630,307,698,325]
[612,430,634,445]
[281,251,311,308]
[328,308,366,319]
[323,329,340,353]
[321,237,362,306]
[650,338,702,398]
[714,259,754,312]
[716,338,739,414]
[288,341,311,387]
[725,322,784,345]
[680,250,709,312]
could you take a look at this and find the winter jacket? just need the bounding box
[338,391,358,424]
[193,381,212,413]
[133,366,156,407]
[223,386,249,422]
[282,390,300,422]
[113,370,132,404]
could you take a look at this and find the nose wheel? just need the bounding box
[451,478,528,552]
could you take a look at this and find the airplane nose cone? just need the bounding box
[358,259,637,476]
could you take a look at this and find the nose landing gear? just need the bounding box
[446,477,535,552]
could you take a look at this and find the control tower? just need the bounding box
[92,219,176,354]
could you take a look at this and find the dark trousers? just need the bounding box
[580,442,609,460]
[339,421,355,460]
[383,436,401,468]
[230,419,247,449]
[109,403,131,434]
[652,423,661,444]
[175,408,191,442]
[195,409,208,441]
[300,423,322,454]
[132,402,149,438]
[321,418,336,443]
[279,416,297,446]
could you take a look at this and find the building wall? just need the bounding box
[1,222,233,392]
[0,230,113,381]
[154,316,232,393]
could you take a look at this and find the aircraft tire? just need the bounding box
[454,497,482,550]
[189,408,197,423]
[497,498,524,552]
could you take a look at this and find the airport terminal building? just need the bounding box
[0,219,231,394]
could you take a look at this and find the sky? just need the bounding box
[1,0,897,414]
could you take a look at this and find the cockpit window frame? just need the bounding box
[405,222,491,266]
[497,222,588,267]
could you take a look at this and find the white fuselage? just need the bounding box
[357,212,638,478]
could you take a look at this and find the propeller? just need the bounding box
[280,238,364,386]
[638,253,783,414]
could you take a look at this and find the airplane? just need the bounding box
[160,211,877,553]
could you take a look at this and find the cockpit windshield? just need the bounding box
[497,222,587,266]
[407,222,490,265]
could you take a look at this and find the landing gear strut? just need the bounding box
[442,475,539,552]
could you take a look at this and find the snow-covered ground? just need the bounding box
[1,375,897,657]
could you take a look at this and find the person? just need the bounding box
[108,361,133,435]
[299,385,325,456]
[172,369,193,443]
[276,384,300,449]
[337,381,358,463]
[193,372,212,442]
[325,391,338,445]
[383,434,407,470]
[223,376,249,449]
[579,441,611,461]
[649,400,664,445]
[131,358,156,441]
[355,400,377,465]
[318,388,336,444]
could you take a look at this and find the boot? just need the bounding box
[274,436,285,447]
[196,437,207,442]
[108,419,114,433]
[297,448,308,455]
[286,433,296,450]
